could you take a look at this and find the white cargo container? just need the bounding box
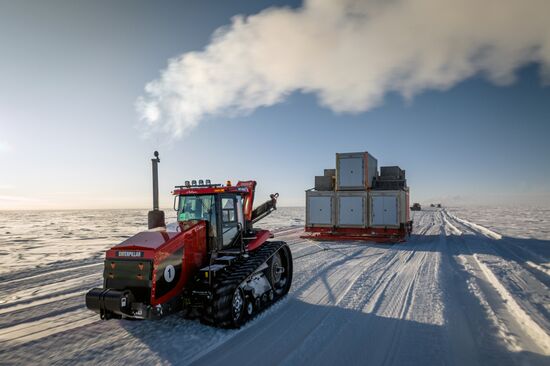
[336,152,378,191]
[336,191,368,228]
[369,190,409,228]
[305,190,335,227]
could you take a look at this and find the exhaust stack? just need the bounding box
[148,151,166,229]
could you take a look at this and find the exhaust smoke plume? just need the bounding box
[137,0,550,137]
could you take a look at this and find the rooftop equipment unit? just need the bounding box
[315,175,334,191]
[336,152,378,191]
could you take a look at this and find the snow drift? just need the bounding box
[137,0,550,137]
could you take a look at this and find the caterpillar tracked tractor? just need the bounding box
[85,152,293,328]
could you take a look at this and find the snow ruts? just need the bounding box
[442,209,550,357]
[0,208,548,366]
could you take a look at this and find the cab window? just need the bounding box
[178,194,217,238]
[178,195,214,222]
[222,198,236,222]
[221,197,239,247]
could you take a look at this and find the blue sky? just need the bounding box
[0,0,549,210]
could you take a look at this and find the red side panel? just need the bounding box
[151,221,208,306]
[246,230,272,251]
[182,221,208,272]
[105,222,208,307]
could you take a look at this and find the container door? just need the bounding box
[383,196,398,225]
[338,157,364,188]
[308,196,332,225]
[372,196,385,226]
[338,196,364,226]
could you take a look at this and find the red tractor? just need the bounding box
[86,153,293,328]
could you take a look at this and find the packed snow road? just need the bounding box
[0,208,549,365]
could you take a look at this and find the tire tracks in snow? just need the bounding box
[277,209,441,364]
[444,211,550,356]
[0,309,98,345]
[274,216,444,366]
[3,209,548,365]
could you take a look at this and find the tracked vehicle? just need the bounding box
[86,153,293,328]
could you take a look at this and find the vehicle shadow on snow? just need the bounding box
[120,298,549,366]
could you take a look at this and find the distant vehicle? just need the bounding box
[411,203,422,211]
[437,204,442,208]
[430,204,435,207]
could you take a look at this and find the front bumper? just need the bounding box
[85,288,156,320]
[85,288,181,320]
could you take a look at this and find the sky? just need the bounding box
[0,0,549,210]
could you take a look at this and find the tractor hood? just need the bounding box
[105,221,205,261]
[113,231,181,251]
[106,231,183,260]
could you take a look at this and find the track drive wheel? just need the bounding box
[231,287,246,327]
[266,245,293,298]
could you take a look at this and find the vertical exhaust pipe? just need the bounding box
[148,151,166,229]
[152,151,160,211]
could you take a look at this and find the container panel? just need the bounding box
[401,190,409,223]
[383,196,398,226]
[338,196,364,226]
[308,196,332,225]
[372,196,385,226]
[336,152,377,190]
[338,157,364,189]
[370,192,401,227]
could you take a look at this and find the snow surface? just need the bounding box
[0,207,549,365]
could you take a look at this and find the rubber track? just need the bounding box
[201,241,287,328]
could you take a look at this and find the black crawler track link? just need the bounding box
[200,241,292,328]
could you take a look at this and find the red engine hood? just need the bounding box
[113,231,182,251]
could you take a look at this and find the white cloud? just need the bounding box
[138,0,550,137]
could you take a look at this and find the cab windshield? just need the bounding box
[177,195,215,222]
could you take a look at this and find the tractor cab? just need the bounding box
[173,180,277,254]
[175,190,244,251]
